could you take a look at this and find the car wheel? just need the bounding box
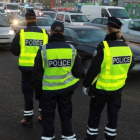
[83,59,91,74]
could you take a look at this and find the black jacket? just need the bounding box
[33,33,84,100]
[10,22,48,72]
[83,32,135,95]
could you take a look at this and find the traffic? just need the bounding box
[0,1,140,140]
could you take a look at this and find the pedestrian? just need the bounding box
[81,17,135,140]
[10,9,49,127]
[33,21,84,140]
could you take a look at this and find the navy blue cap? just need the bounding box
[25,9,36,19]
[51,21,64,32]
[108,17,122,29]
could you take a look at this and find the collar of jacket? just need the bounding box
[26,22,37,27]
[104,32,125,41]
[49,33,65,43]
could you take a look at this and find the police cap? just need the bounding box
[51,21,64,32]
[25,9,36,20]
[108,17,122,29]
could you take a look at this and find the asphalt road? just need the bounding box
[0,48,140,140]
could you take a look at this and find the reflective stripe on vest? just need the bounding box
[92,41,132,91]
[41,44,79,90]
[19,29,48,67]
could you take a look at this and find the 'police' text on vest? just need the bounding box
[49,59,71,67]
[113,56,131,65]
[25,39,43,46]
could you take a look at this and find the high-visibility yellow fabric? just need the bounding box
[92,41,132,91]
[41,45,79,90]
[19,29,48,67]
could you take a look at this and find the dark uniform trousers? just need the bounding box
[22,71,42,119]
[41,90,76,139]
[87,92,121,140]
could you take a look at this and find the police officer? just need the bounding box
[33,21,84,140]
[81,17,135,140]
[10,9,48,127]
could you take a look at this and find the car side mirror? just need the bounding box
[65,20,70,23]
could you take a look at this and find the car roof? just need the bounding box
[57,11,84,15]
[65,25,103,30]
[21,17,51,20]
[82,6,124,9]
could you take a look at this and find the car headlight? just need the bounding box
[13,20,19,25]
[9,30,15,35]
[7,10,11,12]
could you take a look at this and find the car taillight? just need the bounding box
[38,12,43,17]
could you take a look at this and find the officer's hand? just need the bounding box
[82,87,88,95]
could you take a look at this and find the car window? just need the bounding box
[19,19,25,26]
[56,14,64,21]
[93,18,102,24]
[72,28,106,43]
[64,29,73,41]
[101,9,109,17]
[0,17,9,27]
[65,15,70,22]
[70,15,88,22]
[108,9,130,19]
[36,19,54,26]
[128,21,140,31]
[102,19,108,25]
[44,13,56,19]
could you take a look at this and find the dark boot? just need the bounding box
[21,118,33,128]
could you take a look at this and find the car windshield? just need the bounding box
[0,17,9,27]
[108,9,130,19]
[44,13,56,18]
[0,9,5,13]
[35,4,42,6]
[129,21,140,31]
[36,19,54,26]
[7,5,18,10]
[26,8,33,11]
[71,15,88,22]
[73,28,106,43]
[0,3,3,6]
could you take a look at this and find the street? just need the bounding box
[0,48,140,140]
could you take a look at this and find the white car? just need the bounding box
[56,11,89,26]
[0,16,15,48]
[122,19,140,44]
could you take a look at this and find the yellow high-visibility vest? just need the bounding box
[19,29,48,67]
[41,43,79,91]
[92,41,132,91]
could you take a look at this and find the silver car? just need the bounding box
[121,19,140,44]
[11,17,54,33]
[0,16,15,48]
[56,11,89,26]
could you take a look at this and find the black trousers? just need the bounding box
[87,92,121,140]
[41,91,76,140]
[21,71,41,119]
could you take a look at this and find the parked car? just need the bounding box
[18,6,33,17]
[64,26,140,72]
[84,17,125,30]
[41,9,56,20]
[81,6,131,21]
[121,19,140,44]
[4,3,19,14]
[0,16,15,48]
[56,11,89,26]
[0,7,5,14]
[1,14,22,25]
[11,17,54,33]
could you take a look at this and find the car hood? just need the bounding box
[0,26,11,35]
[128,42,140,60]
[38,26,51,33]
[76,41,100,55]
